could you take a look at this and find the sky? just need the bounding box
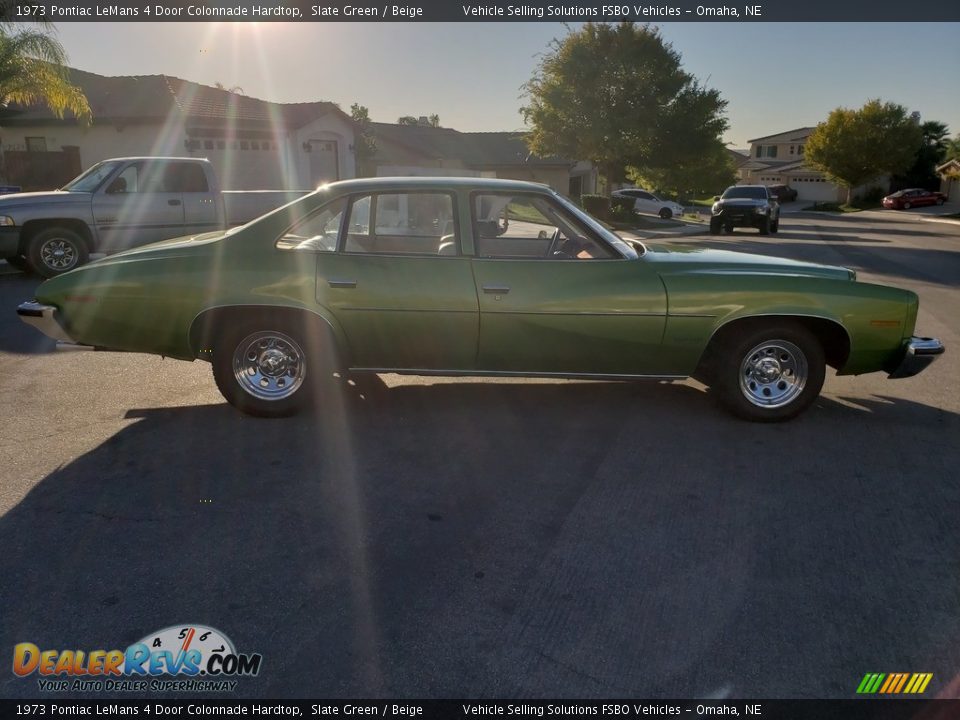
[50,22,960,148]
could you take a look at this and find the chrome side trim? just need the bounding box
[349,368,686,381]
[16,302,75,343]
[888,336,945,379]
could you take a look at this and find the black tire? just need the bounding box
[757,216,770,235]
[903,201,912,210]
[26,227,89,278]
[211,316,336,418]
[937,198,945,206]
[709,220,721,235]
[5,254,30,273]
[770,219,779,234]
[710,322,826,422]
[659,207,673,220]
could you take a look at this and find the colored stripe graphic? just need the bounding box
[857,672,933,694]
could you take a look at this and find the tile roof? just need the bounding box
[371,122,571,167]
[0,67,345,128]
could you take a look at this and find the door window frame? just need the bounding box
[337,190,462,257]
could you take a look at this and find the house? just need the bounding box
[739,127,885,203]
[936,159,960,201]
[0,68,356,191]
[369,119,596,198]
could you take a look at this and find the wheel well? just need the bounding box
[188,305,347,367]
[695,315,851,380]
[19,219,94,255]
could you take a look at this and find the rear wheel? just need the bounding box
[710,322,825,422]
[659,207,673,220]
[937,198,945,206]
[26,227,89,278]
[212,317,335,417]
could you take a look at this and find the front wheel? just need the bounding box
[659,208,673,220]
[212,319,331,417]
[709,220,721,235]
[711,323,825,422]
[902,201,912,210]
[937,198,945,206]
[757,216,770,235]
[5,254,30,273]
[770,219,779,234]
[27,227,89,278]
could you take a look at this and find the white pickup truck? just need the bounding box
[0,156,309,277]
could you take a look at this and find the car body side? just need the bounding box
[31,180,919,381]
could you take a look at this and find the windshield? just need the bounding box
[552,191,641,258]
[722,186,768,200]
[62,160,124,192]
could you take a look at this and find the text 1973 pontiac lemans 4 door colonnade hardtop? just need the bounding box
[18,177,944,422]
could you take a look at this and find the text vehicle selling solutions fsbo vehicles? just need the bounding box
[18,177,944,422]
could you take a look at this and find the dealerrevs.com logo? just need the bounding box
[13,624,262,693]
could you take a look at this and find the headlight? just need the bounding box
[0,216,14,226]
[754,206,769,214]
[711,203,722,215]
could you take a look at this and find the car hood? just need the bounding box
[714,198,769,208]
[87,230,229,265]
[0,190,90,208]
[643,244,854,281]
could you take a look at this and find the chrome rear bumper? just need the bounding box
[16,301,76,343]
[889,336,945,379]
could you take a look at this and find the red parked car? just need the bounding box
[882,188,947,210]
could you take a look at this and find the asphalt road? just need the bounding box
[0,210,958,700]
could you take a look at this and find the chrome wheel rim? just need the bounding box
[39,238,78,271]
[739,339,808,409]
[232,331,305,401]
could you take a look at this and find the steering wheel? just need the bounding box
[545,228,564,257]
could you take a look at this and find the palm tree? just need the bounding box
[0,26,91,123]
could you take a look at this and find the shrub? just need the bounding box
[582,194,610,219]
[852,186,886,209]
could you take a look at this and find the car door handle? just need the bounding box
[482,285,510,294]
[168,199,182,206]
[328,278,357,289]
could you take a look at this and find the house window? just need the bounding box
[798,144,805,155]
[789,145,795,155]
[25,137,47,152]
[755,146,762,158]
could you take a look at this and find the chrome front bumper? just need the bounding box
[889,336,945,379]
[16,301,76,343]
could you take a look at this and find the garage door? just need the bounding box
[792,177,838,202]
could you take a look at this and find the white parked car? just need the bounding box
[612,188,685,220]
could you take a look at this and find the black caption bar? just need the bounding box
[3,700,960,719]
[3,0,959,22]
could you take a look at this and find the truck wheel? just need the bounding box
[711,322,825,422]
[212,317,334,418]
[27,227,89,278]
[659,208,673,220]
[757,217,770,235]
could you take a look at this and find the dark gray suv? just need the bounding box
[710,185,780,235]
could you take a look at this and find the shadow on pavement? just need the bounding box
[1,380,957,698]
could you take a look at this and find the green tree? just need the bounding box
[522,22,728,192]
[350,103,377,176]
[397,114,440,126]
[893,120,950,190]
[629,139,736,200]
[0,26,91,123]
[213,81,244,94]
[805,100,922,204]
[946,134,960,162]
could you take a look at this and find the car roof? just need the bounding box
[319,176,553,193]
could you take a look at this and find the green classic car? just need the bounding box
[17,177,944,422]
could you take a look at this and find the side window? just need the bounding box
[275,197,346,252]
[165,163,210,193]
[637,191,655,201]
[344,192,457,255]
[473,194,615,260]
[106,164,141,194]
